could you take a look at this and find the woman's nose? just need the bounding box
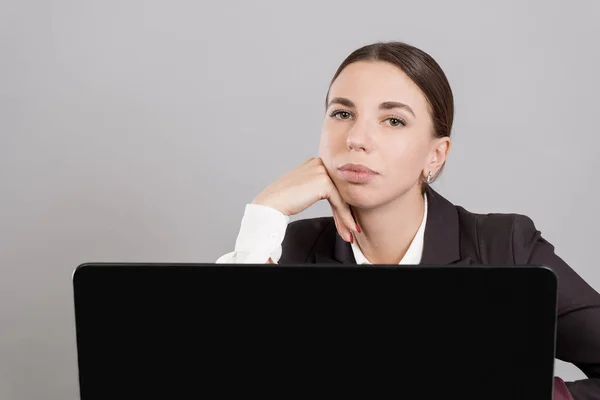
[346,124,372,153]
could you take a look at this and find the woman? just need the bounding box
[217,41,599,400]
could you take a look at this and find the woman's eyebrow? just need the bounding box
[327,97,355,109]
[327,97,415,118]
[379,101,415,117]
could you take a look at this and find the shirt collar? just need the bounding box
[350,192,428,265]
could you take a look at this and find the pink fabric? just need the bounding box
[554,377,574,400]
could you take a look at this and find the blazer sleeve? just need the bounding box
[512,215,600,400]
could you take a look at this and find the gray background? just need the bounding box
[1,0,599,398]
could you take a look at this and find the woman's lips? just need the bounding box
[338,163,378,183]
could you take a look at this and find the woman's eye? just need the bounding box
[386,117,406,127]
[330,110,352,120]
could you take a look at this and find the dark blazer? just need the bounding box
[279,186,600,400]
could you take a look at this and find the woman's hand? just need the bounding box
[252,157,358,243]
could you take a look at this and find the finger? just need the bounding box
[333,210,354,243]
[302,157,317,166]
[326,184,357,238]
[349,205,360,233]
[331,207,352,243]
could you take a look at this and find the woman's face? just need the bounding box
[319,60,449,209]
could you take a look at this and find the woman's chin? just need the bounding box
[339,182,416,211]
[339,187,381,210]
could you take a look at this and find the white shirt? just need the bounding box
[216,193,428,265]
[351,193,427,265]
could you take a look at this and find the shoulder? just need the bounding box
[456,206,538,237]
[455,206,541,264]
[280,217,335,263]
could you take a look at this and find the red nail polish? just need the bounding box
[356,224,361,233]
[350,235,354,244]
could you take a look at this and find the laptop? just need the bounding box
[72,263,557,400]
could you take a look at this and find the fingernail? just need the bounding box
[350,234,354,244]
[356,224,361,233]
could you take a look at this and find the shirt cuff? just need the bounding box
[234,204,290,263]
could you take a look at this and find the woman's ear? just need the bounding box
[426,137,451,176]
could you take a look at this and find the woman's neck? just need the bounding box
[352,185,426,264]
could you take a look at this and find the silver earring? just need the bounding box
[425,171,433,184]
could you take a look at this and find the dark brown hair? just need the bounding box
[326,41,454,183]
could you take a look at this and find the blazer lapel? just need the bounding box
[420,186,471,265]
[313,220,356,265]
